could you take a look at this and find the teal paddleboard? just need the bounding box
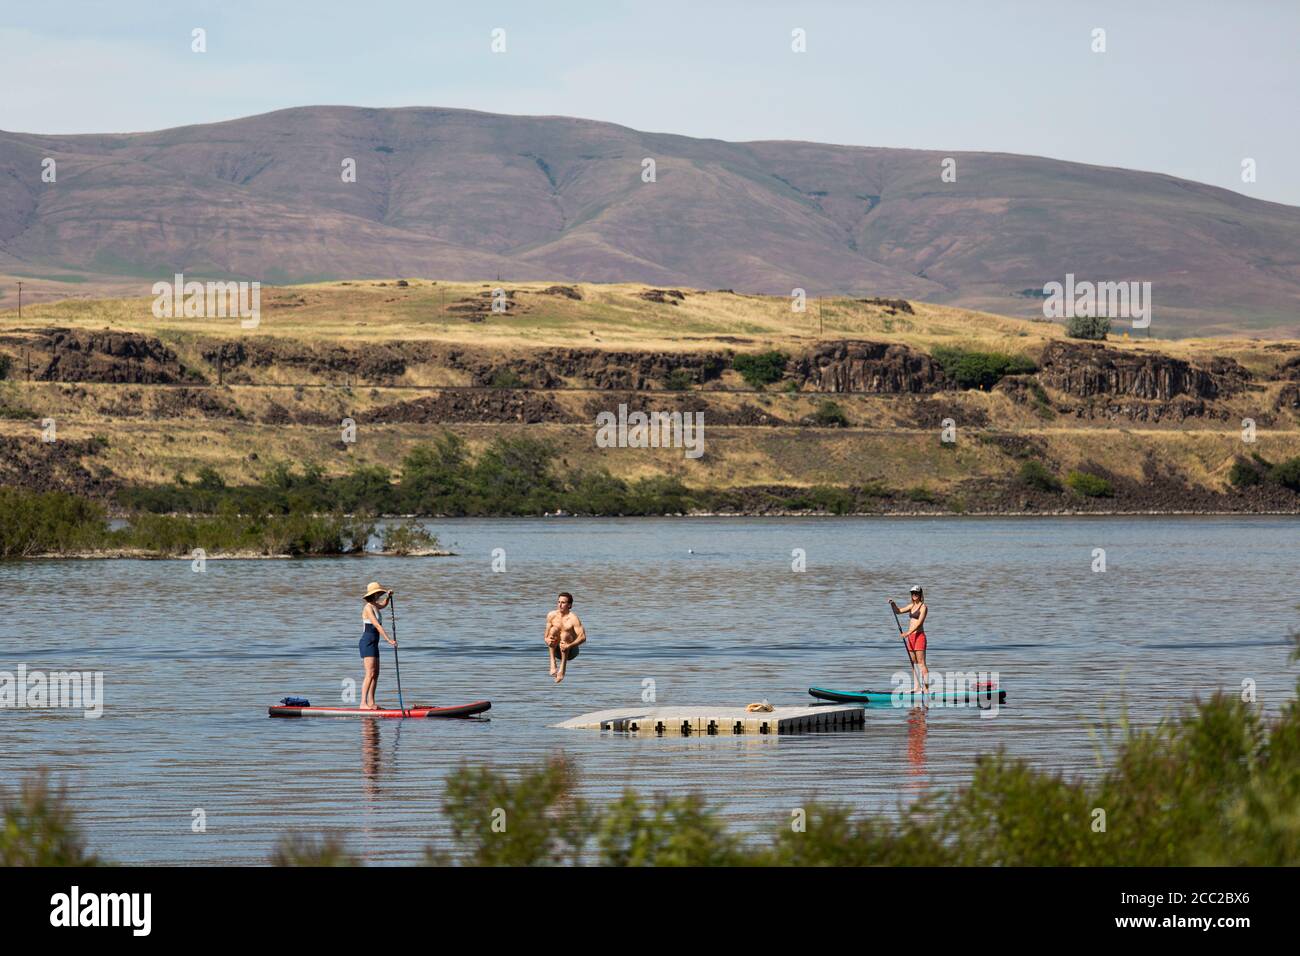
[809,685,1005,705]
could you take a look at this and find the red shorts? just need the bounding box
[905,631,927,652]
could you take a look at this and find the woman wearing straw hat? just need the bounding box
[360,582,397,710]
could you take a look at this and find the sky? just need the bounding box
[2,0,1297,205]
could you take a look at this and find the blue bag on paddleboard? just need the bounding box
[279,696,311,707]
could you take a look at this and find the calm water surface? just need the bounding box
[3,516,1297,864]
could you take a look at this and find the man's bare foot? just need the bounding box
[549,663,558,677]
[554,669,565,684]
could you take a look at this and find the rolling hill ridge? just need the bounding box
[2,105,1298,336]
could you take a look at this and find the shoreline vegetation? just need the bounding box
[4,431,1300,558]
[4,283,1300,517]
[6,650,1298,865]
[0,487,445,559]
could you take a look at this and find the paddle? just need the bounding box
[890,604,922,696]
[389,591,407,717]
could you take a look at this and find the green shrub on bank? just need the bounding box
[732,350,788,388]
[0,488,109,557]
[930,346,1037,390]
[122,511,375,556]
[1228,454,1300,493]
[1066,470,1114,498]
[664,368,694,391]
[0,488,375,557]
[1273,456,1300,493]
[810,400,849,427]
[489,368,526,389]
[381,521,440,555]
[1229,457,1264,487]
[1019,460,1062,493]
[1067,314,1111,341]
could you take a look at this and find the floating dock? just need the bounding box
[557,704,864,735]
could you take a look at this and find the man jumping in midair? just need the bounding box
[544,591,587,684]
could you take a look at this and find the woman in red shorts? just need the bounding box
[890,585,929,693]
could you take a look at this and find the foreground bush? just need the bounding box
[0,773,100,866]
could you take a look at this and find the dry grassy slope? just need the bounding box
[4,277,1292,360]
[1,281,1299,504]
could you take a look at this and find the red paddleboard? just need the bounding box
[268,701,491,719]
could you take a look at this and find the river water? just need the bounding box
[3,516,1296,864]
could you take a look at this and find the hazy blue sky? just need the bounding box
[3,0,1297,204]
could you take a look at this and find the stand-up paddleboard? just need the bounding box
[809,685,1005,705]
[268,701,491,719]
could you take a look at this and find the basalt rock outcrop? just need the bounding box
[582,393,787,426]
[1277,383,1300,415]
[0,435,114,496]
[789,341,945,393]
[450,349,729,390]
[858,297,914,315]
[101,386,246,420]
[364,391,570,425]
[1037,341,1249,401]
[28,329,197,385]
[1053,396,1242,423]
[200,339,419,383]
[1274,355,1300,381]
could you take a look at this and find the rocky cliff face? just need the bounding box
[448,348,729,390]
[581,393,787,426]
[364,391,568,425]
[789,341,945,393]
[199,339,415,382]
[1038,341,1250,401]
[30,329,195,384]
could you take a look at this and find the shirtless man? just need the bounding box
[544,592,586,684]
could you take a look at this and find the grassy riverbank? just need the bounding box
[0,488,440,559]
[6,429,1300,559]
[3,280,1300,514]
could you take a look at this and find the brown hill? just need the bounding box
[2,105,1298,335]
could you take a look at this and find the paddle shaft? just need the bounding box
[390,593,406,716]
[891,605,922,690]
